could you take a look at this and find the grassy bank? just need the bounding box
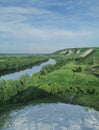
[0,55,48,76]
[0,47,99,112]
[0,96,66,128]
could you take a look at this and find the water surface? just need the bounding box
[0,59,56,80]
[1,103,99,130]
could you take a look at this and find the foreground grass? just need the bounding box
[30,64,99,110]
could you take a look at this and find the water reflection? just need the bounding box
[1,103,99,130]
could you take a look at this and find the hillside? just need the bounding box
[54,47,99,59]
[53,47,99,77]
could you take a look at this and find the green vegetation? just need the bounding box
[0,47,99,112]
[0,55,48,76]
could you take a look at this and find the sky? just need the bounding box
[0,0,99,53]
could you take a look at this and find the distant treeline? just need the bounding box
[0,56,48,76]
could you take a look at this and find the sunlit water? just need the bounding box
[0,59,56,80]
[1,103,99,130]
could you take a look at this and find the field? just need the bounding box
[0,47,99,113]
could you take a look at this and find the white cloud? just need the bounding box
[0,22,94,41]
[0,0,99,53]
[0,21,98,53]
[0,6,51,23]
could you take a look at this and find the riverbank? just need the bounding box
[0,59,56,80]
[0,96,66,114]
[0,48,99,113]
[0,60,99,111]
[0,55,49,77]
[0,58,56,108]
[0,96,66,128]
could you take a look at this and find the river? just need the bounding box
[0,103,99,130]
[0,59,56,80]
[0,59,99,130]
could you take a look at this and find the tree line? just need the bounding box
[0,56,48,76]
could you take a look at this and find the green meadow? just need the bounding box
[0,47,99,113]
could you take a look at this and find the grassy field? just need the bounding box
[30,60,99,110]
[0,47,99,111]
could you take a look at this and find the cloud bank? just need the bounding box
[0,0,99,53]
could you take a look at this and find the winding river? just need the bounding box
[0,59,99,130]
[0,59,56,80]
[1,103,99,130]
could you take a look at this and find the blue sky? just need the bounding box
[0,0,99,53]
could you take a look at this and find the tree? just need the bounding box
[19,73,31,86]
